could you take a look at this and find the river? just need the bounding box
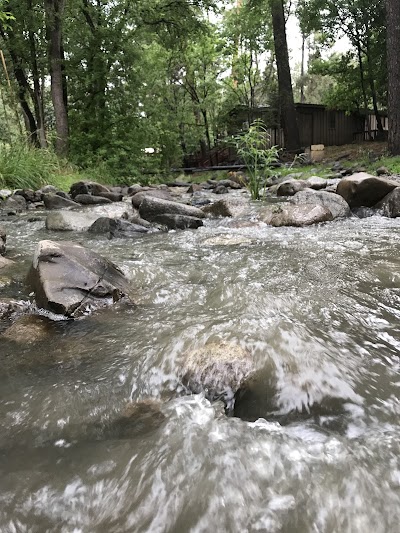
[1,204,400,532]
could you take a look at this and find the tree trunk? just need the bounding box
[387,0,400,155]
[270,0,301,151]
[45,0,68,157]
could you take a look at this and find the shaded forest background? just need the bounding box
[0,0,398,180]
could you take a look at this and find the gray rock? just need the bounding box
[1,195,27,213]
[306,176,327,190]
[188,183,203,194]
[336,172,400,208]
[46,211,102,231]
[0,225,5,255]
[375,187,400,217]
[15,189,41,203]
[202,197,251,218]
[180,342,254,408]
[290,189,351,219]
[376,166,390,176]
[260,203,333,227]
[74,194,112,205]
[131,189,172,208]
[127,184,143,196]
[277,179,308,196]
[70,181,110,198]
[139,196,205,222]
[217,179,243,189]
[151,214,203,230]
[0,256,13,269]
[27,240,133,317]
[43,193,80,210]
[213,185,229,194]
[39,185,59,195]
[95,191,123,202]
[88,217,149,237]
[0,189,12,199]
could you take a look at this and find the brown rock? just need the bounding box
[336,173,400,208]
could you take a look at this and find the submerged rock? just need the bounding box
[181,341,254,408]
[0,299,31,321]
[1,315,51,344]
[290,189,351,219]
[27,240,133,317]
[336,173,399,208]
[0,256,14,269]
[260,203,333,227]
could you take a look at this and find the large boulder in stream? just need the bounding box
[131,189,172,208]
[336,172,400,207]
[180,342,254,409]
[27,240,133,317]
[151,213,204,230]
[88,217,150,237]
[290,189,351,219]
[259,203,333,227]
[139,196,205,223]
[375,187,400,217]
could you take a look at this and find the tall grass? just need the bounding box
[0,141,60,190]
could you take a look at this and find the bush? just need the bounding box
[233,120,279,200]
[0,141,60,190]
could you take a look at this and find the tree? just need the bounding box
[387,0,400,155]
[269,0,300,151]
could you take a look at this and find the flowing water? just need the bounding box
[1,203,400,532]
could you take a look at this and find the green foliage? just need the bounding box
[233,120,279,200]
[0,141,60,189]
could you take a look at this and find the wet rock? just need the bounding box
[39,184,59,195]
[181,342,254,408]
[191,196,212,207]
[43,193,80,210]
[15,189,41,203]
[125,215,153,229]
[95,191,123,202]
[260,203,333,227]
[213,185,229,194]
[290,189,351,219]
[188,183,203,194]
[277,179,308,196]
[110,400,165,437]
[70,180,110,198]
[336,173,400,208]
[306,176,327,190]
[1,195,27,213]
[27,240,133,317]
[374,187,400,217]
[376,166,390,176]
[46,210,103,231]
[151,214,203,230]
[0,256,14,269]
[1,315,51,344]
[74,194,112,205]
[217,179,243,190]
[202,235,253,246]
[0,189,12,199]
[0,225,6,255]
[127,184,143,196]
[131,189,172,208]
[88,217,150,237]
[139,196,205,222]
[202,197,251,218]
[0,299,31,320]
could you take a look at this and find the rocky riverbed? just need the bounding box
[1,170,400,531]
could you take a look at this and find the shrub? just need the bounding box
[233,120,279,200]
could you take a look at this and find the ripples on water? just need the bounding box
[1,209,400,532]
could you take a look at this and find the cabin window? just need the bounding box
[329,111,336,129]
